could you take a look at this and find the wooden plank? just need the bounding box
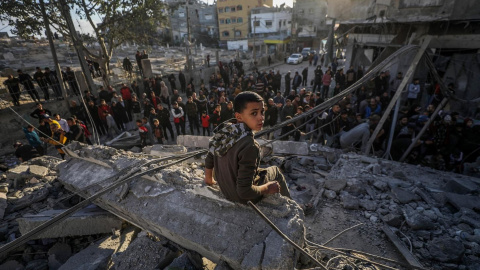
[382,224,424,269]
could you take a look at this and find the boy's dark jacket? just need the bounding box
[205,122,263,204]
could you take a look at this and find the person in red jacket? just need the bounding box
[136,120,148,147]
[201,111,210,136]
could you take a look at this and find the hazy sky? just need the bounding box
[1,0,294,37]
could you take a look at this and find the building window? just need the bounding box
[218,8,223,13]
[220,19,225,24]
[309,8,315,14]
[232,18,236,23]
[205,14,212,20]
[235,30,241,37]
[254,20,260,27]
[283,20,286,26]
[298,9,304,15]
[223,31,230,37]
[237,17,243,23]
[279,21,281,27]
[265,20,272,27]
[237,5,242,11]
[226,18,231,24]
[231,6,236,12]
[225,7,230,12]
[179,12,185,17]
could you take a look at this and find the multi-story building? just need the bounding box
[217,0,273,48]
[197,4,218,40]
[291,0,328,51]
[250,6,292,53]
[327,0,480,116]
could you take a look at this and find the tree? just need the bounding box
[0,0,169,84]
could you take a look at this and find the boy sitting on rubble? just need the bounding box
[204,91,291,204]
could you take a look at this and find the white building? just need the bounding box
[251,7,292,36]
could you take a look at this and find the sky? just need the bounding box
[1,0,294,37]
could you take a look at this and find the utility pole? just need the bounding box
[186,2,193,79]
[39,0,67,103]
[253,16,257,64]
[58,0,96,94]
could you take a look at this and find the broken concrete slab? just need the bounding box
[341,194,359,210]
[444,192,480,211]
[112,235,178,270]
[324,178,347,193]
[48,243,72,270]
[28,165,49,178]
[427,238,465,262]
[150,144,187,157]
[59,236,120,270]
[391,187,420,204]
[57,145,305,270]
[17,206,123,239]
[9,186,49,212]
[6,165,30,180]
[177,135,211,148]
[444,178,478,194]
[176,135,310,156]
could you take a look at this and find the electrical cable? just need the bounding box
[321,223,364,246]
[247,201,327,270]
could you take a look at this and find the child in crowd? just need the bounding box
[201,111,210,136]
[136,119,148,147]
[152,119,164,144]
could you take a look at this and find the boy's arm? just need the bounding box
[236,144,279,200]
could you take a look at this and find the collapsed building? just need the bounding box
[329,0,480,115]
[0,135,479,269]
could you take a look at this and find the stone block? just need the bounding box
[57,145,305,270]
[28,165,49,178]
[112,235,177,270]
[391,187,420,204]
[324,178,346,193]
[404,212,435,230]
[177,135,211,148]
[444,178,478,194]
[382,213,403,227]
[444,193,480,211]
[17,206,122,239]
[341,194,359,210]
[6,165,30,180]
[427,238,465,262]
[271,141,309,155]
[150,144,187,157]
[359,200,377,211]
[142,59,153,78]
[59,234,124,270]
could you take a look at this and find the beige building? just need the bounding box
[217,0,273,47]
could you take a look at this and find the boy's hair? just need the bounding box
[142,117,148,121]
[153,119,159,123]
[202,111,206,114]
[234,91,263,114]
[136,120,142,123]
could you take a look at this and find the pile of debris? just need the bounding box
[277,151,480,270]
[1,139,480,269]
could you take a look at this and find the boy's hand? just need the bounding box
[264,181,280,194]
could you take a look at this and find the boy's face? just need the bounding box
[136,122,142,127]
[235,101,265,131]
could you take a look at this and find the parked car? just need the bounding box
[301,47,311,58]
[287,54,303,64]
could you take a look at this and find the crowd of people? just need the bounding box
[9,52,480,173]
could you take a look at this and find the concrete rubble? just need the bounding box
[0,138,479,269]
[17,205,123,239]
[57,144,305,270]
